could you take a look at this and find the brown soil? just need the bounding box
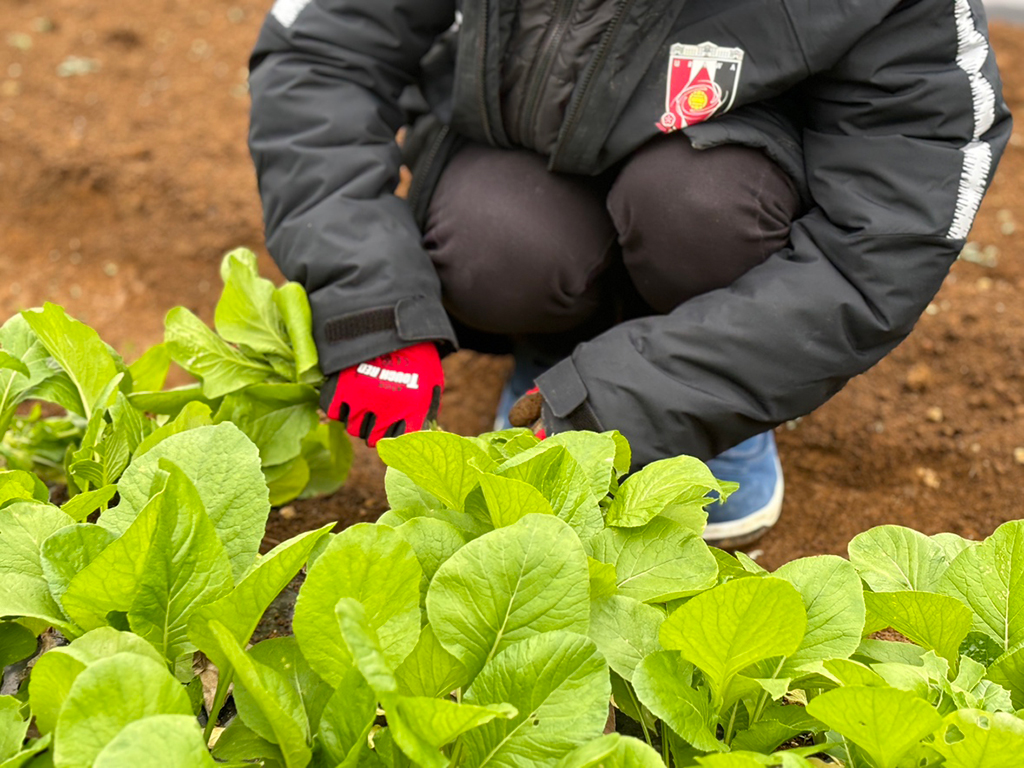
[2,2,1022,571]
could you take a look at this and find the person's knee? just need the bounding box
[608,138,799,312]
[425,146,617,334]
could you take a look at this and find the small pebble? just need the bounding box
[57,57,100,78]
[103,262,118,277]
[926,407,944,423]
[905,363,932,393]
[970,443,981,454]
[6,33,32,51]
[916,467,941,490]
[279,506,297,520]
[925,303,940,316]
[1,81,21,97]
[1014,447,1024,465]
[976,277,993,291]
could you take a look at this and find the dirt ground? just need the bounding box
[1,0,1022,571]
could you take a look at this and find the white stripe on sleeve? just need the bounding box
[948,0,997,239]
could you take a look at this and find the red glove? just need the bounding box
[326,343,443,446]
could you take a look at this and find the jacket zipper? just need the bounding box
[478,1,495,144]
[551,0,634,167]
[407,124,451,214]
[519,0,577,144]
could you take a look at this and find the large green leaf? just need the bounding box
[0,697,29,764]
[864,591,973,666]
[52,653,192,768]
[558,734,665,768]
[237,637,332,733]
[62,491,162,632]
[274,281,319,378]
[39,524,116,609]
[336,599,514,768]
[987,644,1024,709]
[588,595,663,683]
[126,462,234,661]
[605,455,729,531]
[0,470,49,506]
[214,383,319,467]
[21,304,120,418]
[299,421,352,499]
[28,627,164,735]
[59,485,117,523]
[848,525,950,593]
[426,515,590,676]
[660,577,806,707]
[0,316,61,434]
[589,517,717,604]
[92,715,214,768]
[807,687,942,768]
[164,306,275,398]
[215,249,293,360]
[478,474,555,528]
[377,432,495,511]
[188,524,333,673]
[126,344,171,393]
[293,524,421,686]
[206,621,312,768]
[395,623,471,698]
[103,423,269,580]
[462,631,611,768]
[317,668,376,768]
[774,555,865,673]
[392,696,518,767]
[211,722,286,767]
[932,709,1024,767]
[730,702,825,755]
[541,432,620,500]
[939,520,1024,652]
[0,502,75,630]
[633,651,722,754]
[497,445,601,540]
[393,517,467,607]
[0,622,36,669]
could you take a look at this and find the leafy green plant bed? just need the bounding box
[2,406,1023,765]
[0,248,352,507]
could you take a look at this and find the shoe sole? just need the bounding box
[702,453,784,550]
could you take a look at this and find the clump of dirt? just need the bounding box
[2,2,1022,569]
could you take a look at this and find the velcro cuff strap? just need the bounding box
[323,307,395,343]
[323,297,456,347]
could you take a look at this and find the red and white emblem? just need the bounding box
[657,41,745,133]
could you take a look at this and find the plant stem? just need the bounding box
[844,739,858,768]
[661,724,671,767]
[724,702,739,745]
[204,670,233,743]
[750,658,786,725]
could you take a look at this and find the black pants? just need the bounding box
[424,135,799,353]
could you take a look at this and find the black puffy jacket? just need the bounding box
[249,0,1011,467]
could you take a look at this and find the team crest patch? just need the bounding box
[657,42,745,133]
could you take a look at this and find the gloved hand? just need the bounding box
[324,342,443,446]
[508,387,547,439]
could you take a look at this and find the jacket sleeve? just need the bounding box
[248,0,458,375]
[536,0,1012,468]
